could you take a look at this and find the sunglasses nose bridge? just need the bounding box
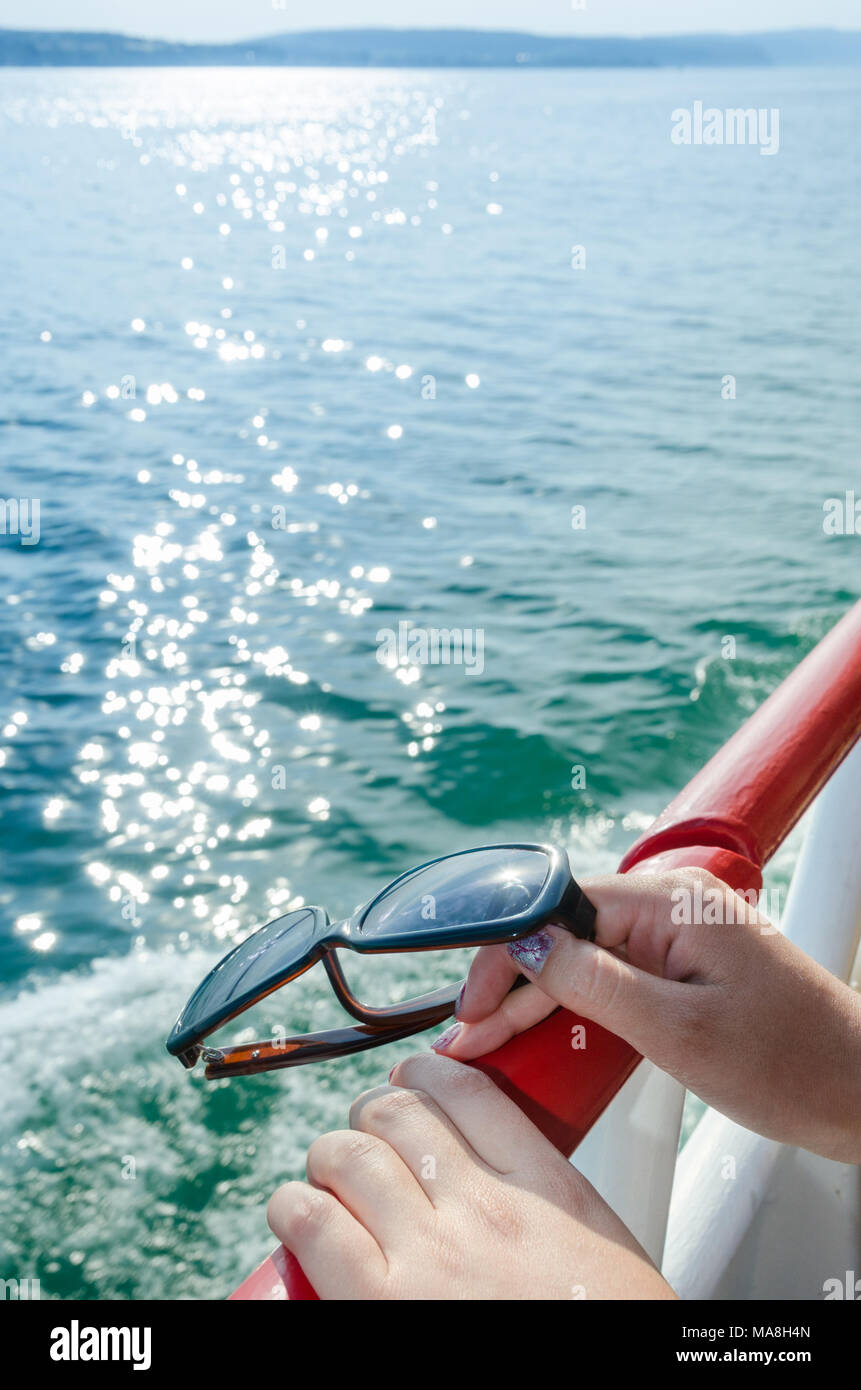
[323,914,357,944]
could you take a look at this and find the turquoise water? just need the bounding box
[0,64,859,1299]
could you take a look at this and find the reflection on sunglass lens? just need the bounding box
[168,907,320,1050]
[359,848,550,938]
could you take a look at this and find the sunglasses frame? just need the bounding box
[167,843,595,1079]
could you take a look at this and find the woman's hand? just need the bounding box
[267,1050,675,1300]
[437,869,861,1164]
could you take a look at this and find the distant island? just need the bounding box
[2,26,861,68]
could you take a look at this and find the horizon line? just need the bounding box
[4,23,861,44]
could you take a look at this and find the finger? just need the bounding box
[432,978,557,1059]
[349,1083,497,1200]
[267,1180,387,1299]
[581,871,714,978]
[502,922,700,1062]
[456,943,519,1022]
[305,1127,431,1246]
[389,1050,571,1178]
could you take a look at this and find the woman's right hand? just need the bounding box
[432,869,861,1164]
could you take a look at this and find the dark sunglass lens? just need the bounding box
[167,907,321,1053]
[359,847,550,938]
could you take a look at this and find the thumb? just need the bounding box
[506,924,695,1062]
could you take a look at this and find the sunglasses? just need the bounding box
[166,843,596,1079]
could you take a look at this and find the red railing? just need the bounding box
[230,601,861,1300]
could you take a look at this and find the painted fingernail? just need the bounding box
[431,1023,462,1052]
[387,1065,398,1083]
[507,928,555,974]
[454,982,466,1018]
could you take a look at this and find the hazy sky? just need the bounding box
[6,1,861,44]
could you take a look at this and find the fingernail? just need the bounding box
[454,982,466,1019]
[431,1023,462,1053]
[507,928,554,974]
[387,1065,397,1083]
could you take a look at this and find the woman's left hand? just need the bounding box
[267,1051,675,1300]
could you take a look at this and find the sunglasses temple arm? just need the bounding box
[322,949,461,1027]
[203,1009,455,1079]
